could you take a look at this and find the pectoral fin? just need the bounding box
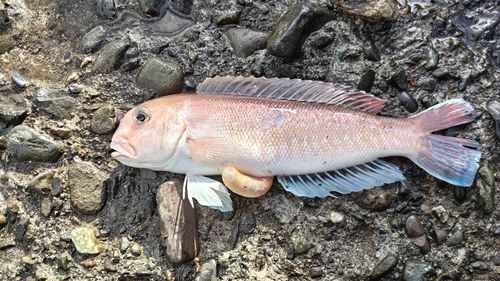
[183,174,233,212]
[222,166,273,198]
[277,160,405,197]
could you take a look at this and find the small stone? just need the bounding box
[136,58,184,96]
[71,226,105,254]
[454,185,466,203]
[92,39,130,73]
[389,68,408,90]
[215,10,241,26]
[240,212,256,234]
[329,211,344,224]
[33,87,76,119]
[35,268,49,280]
[471,261,488,270]
[0,214,6,225]
[458,77,468,92]
[370,254,398,280]
[229,222,239,250]
[97,0,117,19]
[120,236,130,252]
[0,135,6,149]
[130,242,142,256]
[265,194,302,223]
[397,92,418,113]
[224,28,267,58]
[30,170,56,194]
[50,127,72,139]
[358,69,376,93]
[337,0,399,21]
[68,83,83,94]
[196,259,217,281]
[267,3,335,57]
[138,0,163,16]
[353,187,392,211]
[11,70,27,89]
[486,97,500,139]
[7,196,20,213]
[91,105,117,134]
[431,228,446,245]
[40,198,52,217]
[57,253,70,271]
[80,259,96,268]
[492,251,500,266]
[15,219,28,241]
[402,260,435,281]
[405,215,425,238]
[68,162,107,215]
[363,39,381,61]
[140,169,157,180]
[430,205,449,223]
[294,235,314,255]
[0,93,28,128]
[474,250,486,260]
[313,34,334,49]
[309,266,323,278]
[22,256,37,265]
[7,125,63,163]
[446,230,464,247]
[104,259,117,272]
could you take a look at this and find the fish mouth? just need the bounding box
[110,140,136,159]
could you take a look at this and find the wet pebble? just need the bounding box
[430,205,449,223]
[229,221,239,250]
[7,125,63,163]
[92,39,130,73]
[68,161,107,215]
[30,170,56,194]
[370,254,398,280]
[486,97,500,138]
[195,259,217,281]
[156,179,199,263]
[104,259,117,272]
[363,39,381,61]
[446,230,464,247]
[71,226,105,254]
[337,0,399,21]
[432,67,450,78]
[11,70,27,89]
[136,57,184,96]
[0,93,29,128]
[402,260,435,281]
[454,185,467,203]
[224,28,267,58]
[240,212,256,234]
[267,3,334,57]
[91,105,117,135]
[309,266,323,278]
[138,0,163,16]
[397,92,418,113]
[33,87,76,119]
[457,77,468,92]
[477,164,495,214]
[405,214,430,254]
[79,25,107,54]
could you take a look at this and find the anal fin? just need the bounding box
[183,174,233,212]
[277,160,405,197]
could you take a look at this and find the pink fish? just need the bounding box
[111,76,481,211]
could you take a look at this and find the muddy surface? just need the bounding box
[1,0,500,280]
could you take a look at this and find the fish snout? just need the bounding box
[110,137,136,159]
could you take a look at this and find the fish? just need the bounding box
[110,76,482,212]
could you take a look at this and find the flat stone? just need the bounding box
[79,25,107,54]
[157,179,199,263]
[7,125,63,163]
[71,226,105,254]
[446,230,464,247]
[92,39,130,73]
[91,105,117,134]
[136,58,184,96]
[0,93,28,128]
[224,28,267,57]
[370,254,399,279]
[68,162,107,215]
[267,3,334,57]
[33,87,76,119]
[337,0,399,22]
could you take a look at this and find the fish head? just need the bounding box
[110,99,186,170]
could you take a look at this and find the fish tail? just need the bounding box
[409,99,481,186]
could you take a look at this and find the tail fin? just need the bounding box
[409,99,481,186]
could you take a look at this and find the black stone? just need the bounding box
[397,92,418,113]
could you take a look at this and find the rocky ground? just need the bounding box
[1,0,500,280]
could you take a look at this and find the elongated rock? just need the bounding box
[7,125,63,163]
[156,178,199,263]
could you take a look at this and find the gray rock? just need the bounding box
[240,212,256,234]
[338,0,399,22]
[33,87,76,119]
[265,194,301,224]
[293,234,314,255]
[370,254,399,280]
[399,92,419,113]
[67,162,107,215]
[138,0,163,17]
[363,39,381,61]
[215,10,241,26]
[446,230,464,247]
[30,170,56,194]
[267,3,334,57]
[157,179,199,264]
[471,261,488,270]
[430,205,449,223]
[91,105,117,134]
[57,253,70,271]
[92,39,130,73]
[492,251,500,266]
[195,259,217,281]
[224,28,267,58]
[71,226,105,254]
[402,260,436,281]
[358,69,376,93]
[0,135,6,149]
[40,197,52,217]
[130,242,142,256]
[309,266,323,278]
[7,125,63,163]
[11,70,27,89]
[136,58,184,96]
[0,93,28,128]
[97,0,117,20]
[79,25,107,54]
[486,97,500,138]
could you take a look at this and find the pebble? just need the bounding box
[0,93,29,128]
[156,179,199,263]
[370,254,398,280]
[136,57,184,96]
[30,170,56,194]
[329,211,344,224]
[195,259,217,281]
[353,188,392,211]
[454,185,467,203]
[120,236,130,252]
[402,260,435,281]
[405,215,425,238]
[293,235,314,255]
[471,261,488,270]
[35,268,49,280]
[492,251,500,266]
[50,127,72,139]
[7,125,63,163]
[337,0,399,21]
[138,0,163,16]
[104,259,117,272]
[309,266,323,278]
[431,228,446,245]
[130,242,142,256]
[446,230,464,247]
[486,97,500,138]
[97,0,117,19]
[363,39,381,61]
[79,25,107,54]
[33,87,76,119]
[11,70,27,89]
[68,83,83,94]
[477,164,495,214]
[57,253,70,271]
[397,92,418,113]
[71,226,105,254]
[457,77,468,92]
[0,135,6,149]
[389,68,408,90]
[0,214,6,225]
[425,44,439,69]
[240,212,256,234]
[224,27,267,58]
[91,105,117,134]
[267,3,334,57]
[40,197,52,217]
[430,205,449,223]
[68,161,107,215]
[313,34,334,49]
[358,69,376,93]
[92,39,130,73]
[215,10,241,26]
[432,67,450,78]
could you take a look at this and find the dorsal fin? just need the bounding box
[197,76,386,114]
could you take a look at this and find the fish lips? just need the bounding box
[110,141,136,159]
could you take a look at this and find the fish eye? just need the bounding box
[132,106,151,125]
